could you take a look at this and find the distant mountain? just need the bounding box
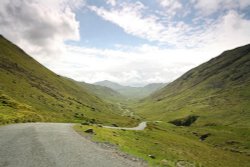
[78,82,125,103]
[142,82,167,93]
[137,44,250,127]
[94,80,167,99]
[0,35,135,126]
[94,80,126,91]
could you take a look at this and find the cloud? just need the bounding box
[239,0,250,8]
[44,43,219,86]
[158,0,182,16]
[89,2,167,43]
[193,0,250,15]
[106,0,116,6]
[0,0,249,86]
[198,10,250,50]
[89,1,250,49]
[0,0,82,63]
[89,2,192,47]
[46,8,250,86]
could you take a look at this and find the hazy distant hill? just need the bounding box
[94,80,125,90]
[0,35,135,126]
[78,82,125,103]
[94,80,167,99]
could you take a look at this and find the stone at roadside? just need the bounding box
[85,129,94,134]
[199,133,211,141]
[148,154,155,159]
[176,160,195,167]
[97,124,103,127]
[160,159,169,166]
[81,122,90,125]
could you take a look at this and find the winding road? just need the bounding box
[0,123,146,167]
[103,122,147,130]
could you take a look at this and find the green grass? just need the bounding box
[75,122,250,167]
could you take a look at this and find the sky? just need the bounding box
[0,0,250,86]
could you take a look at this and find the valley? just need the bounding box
[0,35,250,167]
[75,44,250,166]
[1,0,250,166]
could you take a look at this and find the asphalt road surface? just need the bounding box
[0,123,146,167]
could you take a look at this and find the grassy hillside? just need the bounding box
[137,44,250,125]
[95,80,167,99]
[76,44,250,167]
[0,35,136,126]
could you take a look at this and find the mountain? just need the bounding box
[137,44,250,126]
[77,81,125,103]
[0,35,135,126]
[94,80,167,99]
[94,80,125,91]
[141,83,167,96]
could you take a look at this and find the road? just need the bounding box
[0,123,146,167]
[103,122,147,130]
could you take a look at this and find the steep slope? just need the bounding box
[137,44,250,126]
[95,80,166,99]
[0,35,135,126]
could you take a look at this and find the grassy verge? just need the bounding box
[74,122,250,167]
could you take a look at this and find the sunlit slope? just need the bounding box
[137,44,250,126]
[0,35,134,125]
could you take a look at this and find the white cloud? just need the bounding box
[106,0,116,6]
[197,10,250,51]
[45,9,250,86]
[239,0,250,8]
[193,0,250,15]
[90,1,250,49]
[89,2,166,43]
[158,0,182,16]
[0,0,83,63]
[43,43,221,86]
[89,2,192,47]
